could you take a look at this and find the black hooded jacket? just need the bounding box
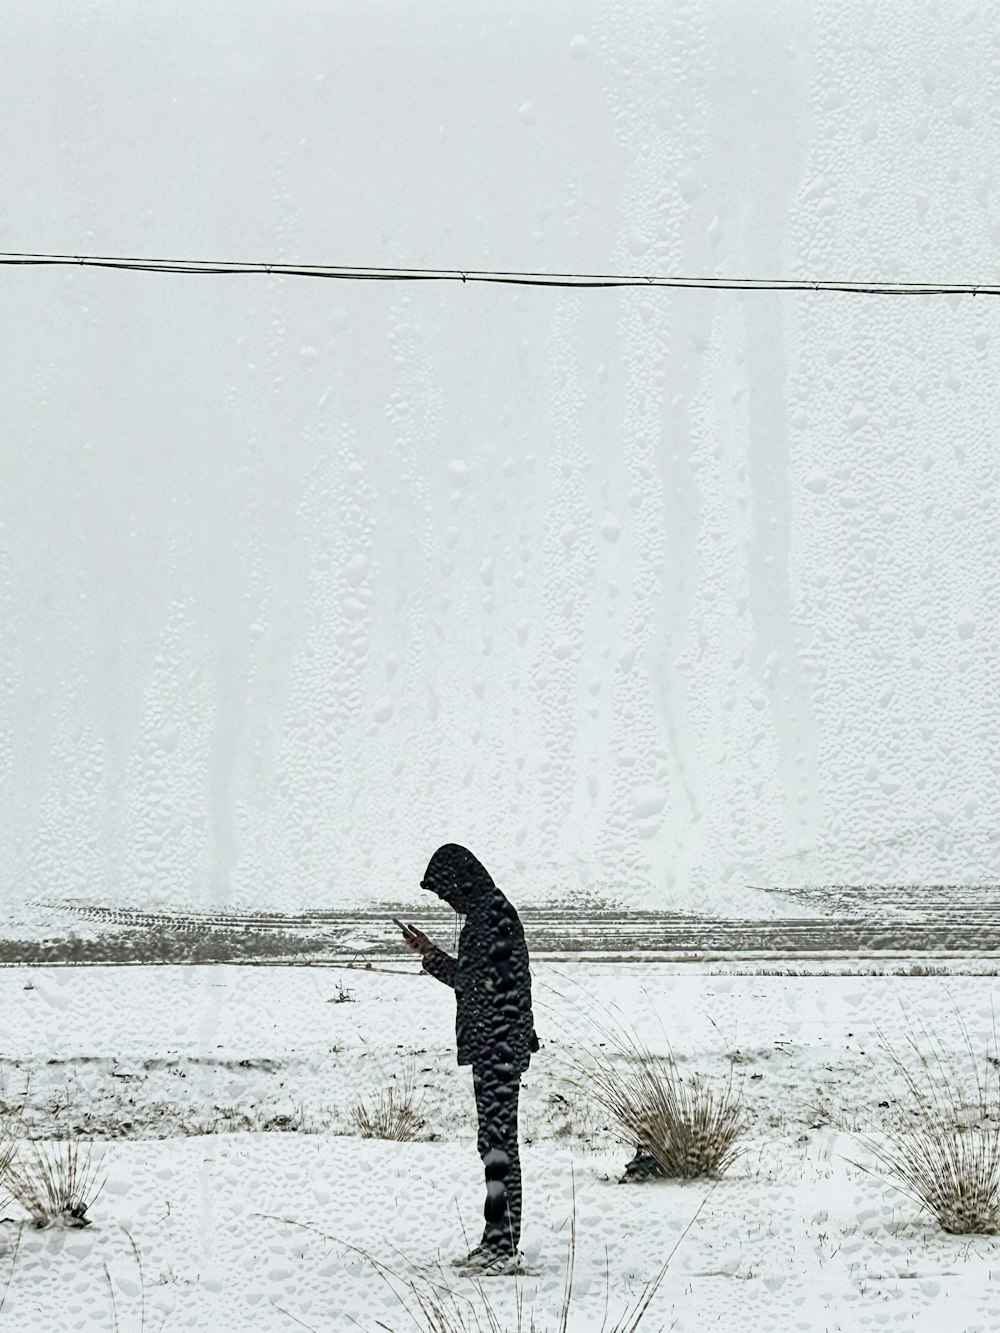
[420,844,539,1074]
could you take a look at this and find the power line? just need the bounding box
[0,249,998,297]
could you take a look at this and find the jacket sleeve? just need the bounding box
[422,946,458,988]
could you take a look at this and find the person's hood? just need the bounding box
[420,843,495,913]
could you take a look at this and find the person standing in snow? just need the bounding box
[398,843,539,1276]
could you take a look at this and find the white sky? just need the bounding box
[2,1,999,911]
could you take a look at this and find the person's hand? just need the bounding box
[400,924,434,956]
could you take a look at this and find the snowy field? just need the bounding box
[2,962,1000,1331]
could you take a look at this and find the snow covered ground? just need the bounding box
[2,961,999,1331]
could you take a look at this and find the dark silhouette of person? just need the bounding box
[399,843,538,1274]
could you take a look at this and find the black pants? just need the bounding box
[472,1062,522,1253]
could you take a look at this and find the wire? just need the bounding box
[0,249,997,296]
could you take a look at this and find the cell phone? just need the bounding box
[392,916,414,935]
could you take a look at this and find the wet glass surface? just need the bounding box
[2,2,999,1328]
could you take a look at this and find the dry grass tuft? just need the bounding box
[850,1015,1000,1234]
[586,1046,746,1179]
[3,1139,104,1229]
[0,1081,27,1211]
[536,969,747,1178]
[0,1129,14,1198]
[352,1067,425,1142]
[554,1001,746,1178]
[106,1229,146,1333]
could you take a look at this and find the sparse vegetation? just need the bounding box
[2,1139,104,1229]
[545,978,747,1179]
[583,1045,747,1179]
[352,1067,426,1142]
[262,1176,715,1333]
[850,1017,1000,1234]
[0,924,337,967]
[0,1127,14,1217]
[716,963,991,977]
[14,894,1000,967]
[208,1103,307,1135]
[592,1050,746,1178]
[106,1230,146,1333]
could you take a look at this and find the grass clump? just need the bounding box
[550,989,747,1179]
[586,1043,746,1179]
[851,1015,1000,1234]
[352,1067,425,1142]
[3,1140,104,1229]
[536,968,748,1178]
